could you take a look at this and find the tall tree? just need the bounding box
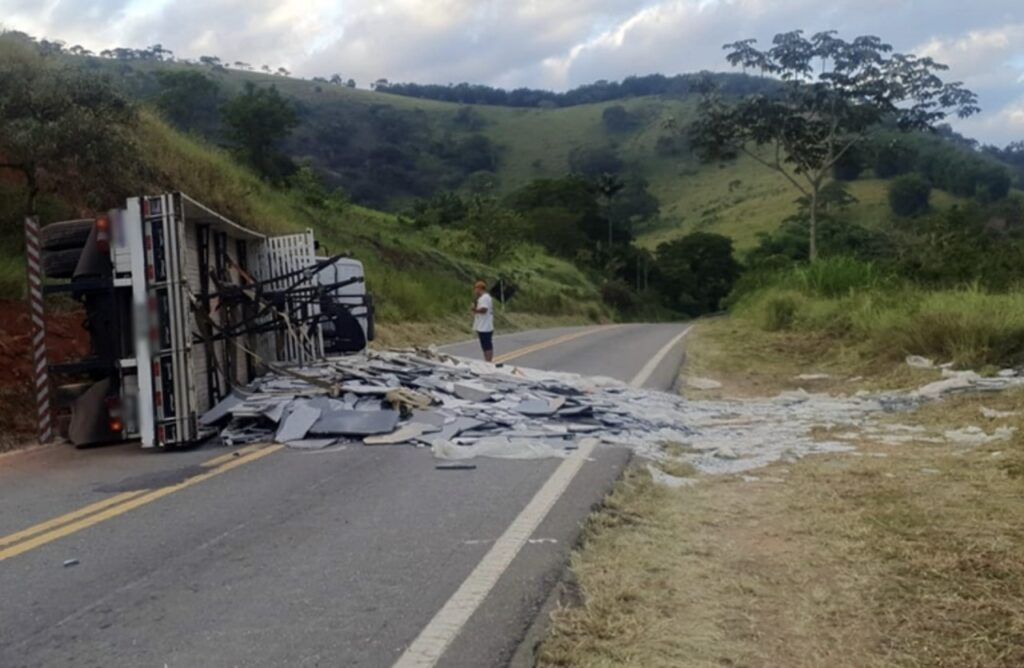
[655,232,741,314]
[222,82,299,181]
[0,34,138,215]
[690,30,978,260]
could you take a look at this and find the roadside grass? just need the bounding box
[681,317,940,398]
[538,384,1024,668]
[728,259,1024,372]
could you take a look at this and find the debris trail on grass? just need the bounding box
[200,349,1024,475]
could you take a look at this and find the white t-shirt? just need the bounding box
[474,293,494,332]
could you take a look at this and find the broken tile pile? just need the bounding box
[201,349,1024,477]
[200,349,694,459]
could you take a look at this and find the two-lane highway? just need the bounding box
[0,323,688,667]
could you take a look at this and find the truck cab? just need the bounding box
[315,256,374,355]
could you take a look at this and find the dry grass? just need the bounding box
[539,392,1024,667]
[683,317,941,398]
[538,321,1024,667]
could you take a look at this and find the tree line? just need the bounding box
[374,72,776,107]
[3,31,353,86]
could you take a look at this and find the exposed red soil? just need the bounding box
[0,299,90,451]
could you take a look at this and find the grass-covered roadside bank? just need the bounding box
[535,319,1024,668]
[745,260,1024,367]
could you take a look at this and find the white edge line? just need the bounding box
[392,438,598,668]
[629,325,693,388]
[394,324,693,666]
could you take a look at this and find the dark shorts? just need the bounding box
[477,330,493,352]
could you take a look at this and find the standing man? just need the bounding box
[472,280,494,362]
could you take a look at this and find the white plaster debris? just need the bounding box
[205,348,1024,478]
[687,377,723,390]
[943,426,1017,446]
[906,355,936,369]
[981,407,1018,419]
[646,464,699,488]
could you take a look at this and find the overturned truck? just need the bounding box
[35,192,373,448]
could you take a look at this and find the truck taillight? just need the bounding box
[105,396,123,433]
[95,216,111,254]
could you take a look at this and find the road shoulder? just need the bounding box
[534,319,1024,668]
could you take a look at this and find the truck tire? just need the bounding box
[43,247,82,279]
[41,219,93,251]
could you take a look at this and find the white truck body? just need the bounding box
[41,192,364,449]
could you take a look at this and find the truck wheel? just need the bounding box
[41,219,93,251]
[43,248,82,279]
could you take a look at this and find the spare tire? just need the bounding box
[43,248,83,279]
[42,219,93,251]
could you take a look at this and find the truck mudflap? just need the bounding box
[67,378,116,446]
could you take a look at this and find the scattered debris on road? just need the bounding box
[202,349,694,460]
[63,558,79,568]
[200,349,1024,477]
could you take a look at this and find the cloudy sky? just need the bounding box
[2,0,1022,143]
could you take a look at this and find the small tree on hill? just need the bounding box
[460,197,526,264]
[691,30,979,261]
[0,33,138,215]
[222,82,299,181]
[888,174,931,216]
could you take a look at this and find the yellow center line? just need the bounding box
[493,325,618,364]
[0,327,615,562]
[0,490,147,550]
[0,444,283,562]
[200,442,265,468]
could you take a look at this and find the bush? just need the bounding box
[873,141,917,177]
[790,257,886,297]
[888,289,1024,367]
[889,174,931,216]
[602,105,637,132]
[757,290,804,331]
[601,280,638,312]
[567,146,623,177]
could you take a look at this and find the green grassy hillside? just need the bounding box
[0,109,606,325]
[52,55,1018,266]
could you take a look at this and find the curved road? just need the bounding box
[0,323,688,668]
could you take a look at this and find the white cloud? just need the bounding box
[916,25,1024,89]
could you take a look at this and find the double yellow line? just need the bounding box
[0,444,281,562]
[0,326,612,563]
[494,326,614,364]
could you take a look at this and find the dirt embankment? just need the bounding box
[0,299,89,451]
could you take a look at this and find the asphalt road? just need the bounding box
[0,323,689,668]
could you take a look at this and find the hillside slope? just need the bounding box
[71,57,1010,255]
[0,109,605,327]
